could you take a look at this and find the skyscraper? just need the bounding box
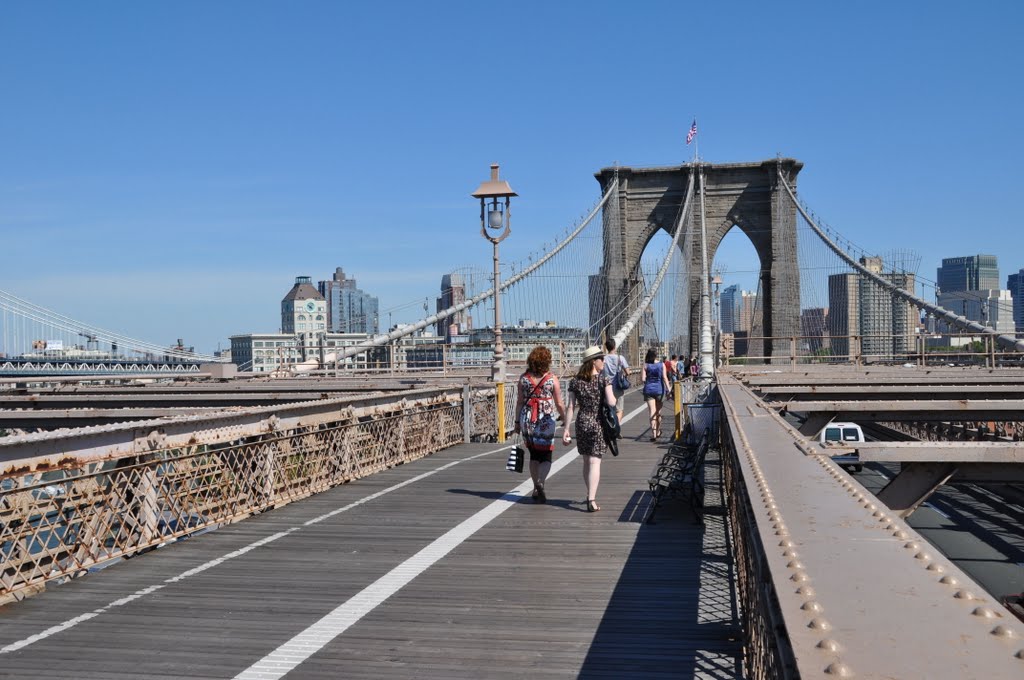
[935,255,1014,334]
[318,267,380,334]
[801,307,829,355]
[1007,269,1024,333]
[828,257,916,360]
[435,273,471,341]
[937,255,1000,293]
[719,285,758,334]
[720,285,739,334]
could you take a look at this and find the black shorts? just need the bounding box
[528,448,553,464]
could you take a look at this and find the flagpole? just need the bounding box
[693,116,699,165]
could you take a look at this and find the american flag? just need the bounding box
[686,119,697,145]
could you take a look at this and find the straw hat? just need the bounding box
[580,345,605,363]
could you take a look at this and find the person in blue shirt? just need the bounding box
[641,348,669,441]
[600,337,629,422]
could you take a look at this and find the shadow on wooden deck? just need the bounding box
[579,453,744,679]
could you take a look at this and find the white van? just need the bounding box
[817,421,865,472]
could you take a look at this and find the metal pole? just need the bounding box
[698,164,714,378]
[492,239,504,382]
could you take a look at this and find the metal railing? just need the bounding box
[0,388,497,604]
[721,332,1024,368]
[721,410,795,678]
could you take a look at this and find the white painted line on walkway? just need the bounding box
[234,405,647,680]
[0,445,505,656]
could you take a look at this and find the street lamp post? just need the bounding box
[472,163,517,382]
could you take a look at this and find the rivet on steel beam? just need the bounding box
[779,539,794,547]
[893,530,909,539]
[939,575,959,586]
[914,552,931,561]
[808,617,831,631]
[926,563,945,573]
[904,542,920,550]
[787,560,805,570]
[796,585,816,597]
[824,662,853,677]
[954,590,975,600]
[823,661,853,677]
[790,571,809,582]
[816,638,841,652]
[1015,648,1024,659]
[990,625,1015,638]
[872,510,885,518]
[972,606,999,618]
[801,600,823,613]
[782,549,798,558]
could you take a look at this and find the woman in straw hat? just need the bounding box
[562,345,617,512]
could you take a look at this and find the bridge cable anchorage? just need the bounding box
[289,179,621,374]
[611,167,695,349]
[0,289,224,362]
[779,177,1024,354]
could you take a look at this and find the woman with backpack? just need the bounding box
[641,348,669,442]
[513,346,566,503]
[600,337,629,422]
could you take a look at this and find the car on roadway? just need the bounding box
[818,421,865,473]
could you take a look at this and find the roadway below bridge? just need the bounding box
[855,463,1024,607]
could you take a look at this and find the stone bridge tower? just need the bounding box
[594,159,803,362]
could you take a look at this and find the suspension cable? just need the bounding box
[308,178,621,369]
[779,175,1024,353]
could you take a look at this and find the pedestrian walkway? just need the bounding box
[0,406,741,679]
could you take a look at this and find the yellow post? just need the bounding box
[673,380,683,440]
[496,382,506,443]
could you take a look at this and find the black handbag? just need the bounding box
[600,402,621,457]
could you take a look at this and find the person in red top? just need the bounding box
[514,346,566,503]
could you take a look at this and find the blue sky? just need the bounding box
[2,1,1022,353]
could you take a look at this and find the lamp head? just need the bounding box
[471,163,517,200]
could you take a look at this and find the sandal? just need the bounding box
[586,499,601,513]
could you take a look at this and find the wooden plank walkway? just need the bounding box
[0,406,741,679]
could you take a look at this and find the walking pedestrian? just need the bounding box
[682,354,692,381]
[514,346,566,504]
[641,348,669,441]
[600,337,629,422]
[562,345,616,512]
[666,354,678,397]
[689,353,699,379]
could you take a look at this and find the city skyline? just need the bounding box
[3,2,1023,353]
